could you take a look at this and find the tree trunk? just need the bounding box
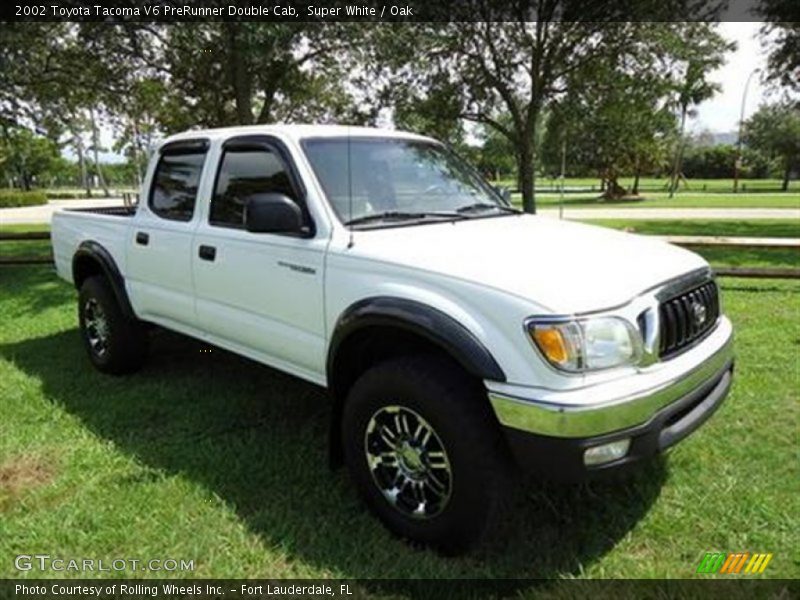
[518,141,536,214]
[74,132,90,197]
[783,163,791,192]
[130,119,143,190]
[21,169,31,191]
[632,168,641,195]
[90,109,110,197]
[226,24,253,124]
[602,175,627,200]
[669,107,688,199]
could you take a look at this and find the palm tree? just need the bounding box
[668,59,720,198]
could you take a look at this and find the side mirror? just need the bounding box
[494,186,512,203]
[244,193,305,234]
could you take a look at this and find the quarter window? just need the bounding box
[210,148,299,228]
[149,152,206,221]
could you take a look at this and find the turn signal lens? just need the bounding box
[528,321,583,371]
[532,327,568,364]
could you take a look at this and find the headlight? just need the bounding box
[526,316,642,372]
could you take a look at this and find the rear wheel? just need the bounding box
[342,356,512,554]
[78,276,148,374]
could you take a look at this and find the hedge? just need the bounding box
[0,190,48,208]
[46,190,129,200]
[46,190,92,200]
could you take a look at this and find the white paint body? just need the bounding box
[51,125,730,405]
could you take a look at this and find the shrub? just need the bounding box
[46,190,91,200]
[0,190,48,208]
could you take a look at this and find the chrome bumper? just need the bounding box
[489,323,734,439]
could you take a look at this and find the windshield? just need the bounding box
[302,137,510,227]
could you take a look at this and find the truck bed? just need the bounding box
[52,206,135,284]
[65,205,137,217]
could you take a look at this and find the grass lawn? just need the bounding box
[511,191,800,209]
[0,223,52,261]
[578,220,800,270]
[494,176,799,195]
[0,265,797,586]
[578,220,800,238]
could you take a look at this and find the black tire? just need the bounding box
[341,356,512,555]
[77,275,148,375]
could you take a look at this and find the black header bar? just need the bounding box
[2,0,784,23]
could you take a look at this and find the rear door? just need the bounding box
[191,135,327,382]
[126,139,209,329]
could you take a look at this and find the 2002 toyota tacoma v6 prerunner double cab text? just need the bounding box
[52,125,734,554]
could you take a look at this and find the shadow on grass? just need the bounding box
[0,266,73,318]
[1,325,667,588]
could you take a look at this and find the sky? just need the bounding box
[692,22,772,135]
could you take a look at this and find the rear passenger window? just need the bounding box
[210,149,298,228]
[149,152,206,221]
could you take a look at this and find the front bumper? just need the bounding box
[489,321,734,481]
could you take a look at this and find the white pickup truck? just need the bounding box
[52,125,734,554]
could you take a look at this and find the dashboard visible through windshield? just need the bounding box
[302,137,515,228]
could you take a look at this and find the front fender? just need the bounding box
[327,296,506,387]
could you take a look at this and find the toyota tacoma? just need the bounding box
[51,125,734,553]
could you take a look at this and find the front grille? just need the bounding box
[658,280,719,359]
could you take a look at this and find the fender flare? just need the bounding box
[327,296,506,390]
[72,241,136,320]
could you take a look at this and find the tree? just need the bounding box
[1,21,364,194]
[744,101,800,191]
[368,4,727,214]
[122,23,359,132]
[370,19,644,213]
[665,24,732,198]
[681,143,772,180]
[476,121,518,181]
[759,0,800,91]
[0,23,114,194]
[0,124,60,190]
[541,52,675,199]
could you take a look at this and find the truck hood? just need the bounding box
[350,214,708,313]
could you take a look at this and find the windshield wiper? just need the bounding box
[456,202,520,214]
[345,210,465,227]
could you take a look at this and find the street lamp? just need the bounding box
[733,67,760,193]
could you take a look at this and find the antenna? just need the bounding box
[347,125,354,249]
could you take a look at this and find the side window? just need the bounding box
[149,151,206,221]
[210,148,299,228]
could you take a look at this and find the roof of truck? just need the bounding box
[162,124,436,145]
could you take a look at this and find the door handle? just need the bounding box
[198,245,216,261]
[135,231,149,246]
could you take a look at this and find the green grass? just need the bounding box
[510,191,800,209]
[494,176,799,194]
[0,266,797,586]
[578,220,800,238]
[0,224,52,261]
[578,220,800,270]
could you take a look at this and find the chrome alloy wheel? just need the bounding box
[83,298,110,357]
[364,405,452,519]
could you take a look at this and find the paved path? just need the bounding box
[1,199,799,225]
[538,207,800,220]
[0,198,123,225]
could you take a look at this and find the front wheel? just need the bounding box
[78,276,148,375]
[341,356,512,554]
